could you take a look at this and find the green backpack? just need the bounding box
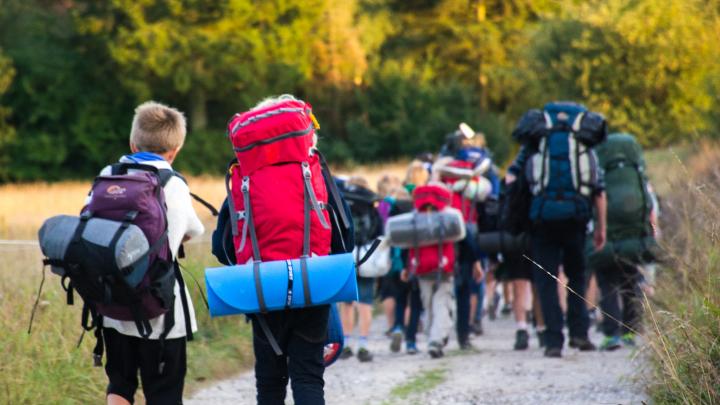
[587,133,656,269]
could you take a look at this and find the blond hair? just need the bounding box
[130,101,186,153]
[404,160,429,187]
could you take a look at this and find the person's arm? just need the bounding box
[593,191,607,251]
[505,144,531,183]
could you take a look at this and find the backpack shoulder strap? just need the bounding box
[158,169,219,216]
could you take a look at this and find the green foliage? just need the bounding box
[0,0,718,181]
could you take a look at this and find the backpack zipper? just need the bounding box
[233,124,314,153]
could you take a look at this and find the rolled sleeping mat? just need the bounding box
[385,208,466,249]
[38,215,150,288]
[355,237,391,278]
[205,253,358,316]
[476,231,531,255]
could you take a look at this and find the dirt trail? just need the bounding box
[188,314,646,405]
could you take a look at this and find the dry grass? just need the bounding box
[642,142,720,404]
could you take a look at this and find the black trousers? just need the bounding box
[251,305,329,405]
[595,262,643,337]
[530,221,590,349]
[455,259,474,344]
[393,278,422,342]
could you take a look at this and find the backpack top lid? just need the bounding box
[227,99,317,176]
[543,101,587,130]
[413,183,452,210]
[596,133,644,170]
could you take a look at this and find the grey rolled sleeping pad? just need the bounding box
[385,208,466,249]
[38,215,150,286]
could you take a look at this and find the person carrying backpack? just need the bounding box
[508,101,608,358]
[210,95,353,405]
[38,101,205,404]
[587,133,657,350]
[337,176,383,363]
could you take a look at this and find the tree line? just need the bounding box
[0,0,718,181]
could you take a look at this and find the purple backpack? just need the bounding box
[38,162,193,371]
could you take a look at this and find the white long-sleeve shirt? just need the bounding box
[88,157,205,339]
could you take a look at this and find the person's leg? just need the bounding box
[596,265,622,337]
[405,281,422,350]
[340,302,355,354]
[563,228,593,349]
[430,281,455,346]
[393,280,409,330]
[620,264,643,336]
[530,230,564,352]
[501,281,513,315]
[138,336,187,405]
[357,302,373,357]
[251,316,290,404]
[380,275,396,331]
[485,269,498,320]
[455,263,472,346]
[103,328,139,405]
[288,306,328,405]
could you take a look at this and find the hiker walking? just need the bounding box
[587,133,658,350]
[508,102,608,357]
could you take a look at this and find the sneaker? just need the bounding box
[428,341,444,358]
[599,336,622,351]
[537,330,547,348]
[569,337,597,351]
[501,303,512,316]
[544,347,562,358]
[357,347,373,362]
[390,328,403,353]
[406,342,419,355]
[459,340,474,351]
[339,347,353,359]
[621,333,637,347]
[471,321,484,336]
[514,329,529,350]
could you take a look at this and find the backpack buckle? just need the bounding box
[241,176,250,192]
[301,162,311,179]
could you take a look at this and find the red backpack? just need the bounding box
[409,184,455,276]
[440,159,479,223]
[226,100,337,266]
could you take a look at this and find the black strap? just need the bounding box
[254,261,267,313]
[92,317,104,367]
[316,151,350,229]
[112,162,160,175]
[129,301,153,339]
[61,274,75,305]
[285,260,294,309]
[174,261,194,341]
[357,239,382,267]
[256,314,283,356]
[190,192,219,216]
[27,263,47,334]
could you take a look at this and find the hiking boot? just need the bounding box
[621,333,637,347]
[471,321,484,336]
[514,329,529,350]
[569,337,597,351]
[459,340,474,351]
[406,342,419,355]
[428,341,444,359]
[599,336,622,351]
[537,330,547,348]
[390,328,403,353]
[339,347,353,359]
[544,347,562,358]
[357,347,373,362]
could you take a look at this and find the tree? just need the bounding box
[0,48,15,181]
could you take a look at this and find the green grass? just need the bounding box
[0,242,254,404]
[388,367,448,400]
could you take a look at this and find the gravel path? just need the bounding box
[188,314,646,405]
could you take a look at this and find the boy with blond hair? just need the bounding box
[90,101,204,405]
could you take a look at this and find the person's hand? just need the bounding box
[593,226,606,252]
[505,173,516,184]
[472,261,485,282]
[400,269,409,282]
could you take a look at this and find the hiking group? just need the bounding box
[37,95,659,404]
